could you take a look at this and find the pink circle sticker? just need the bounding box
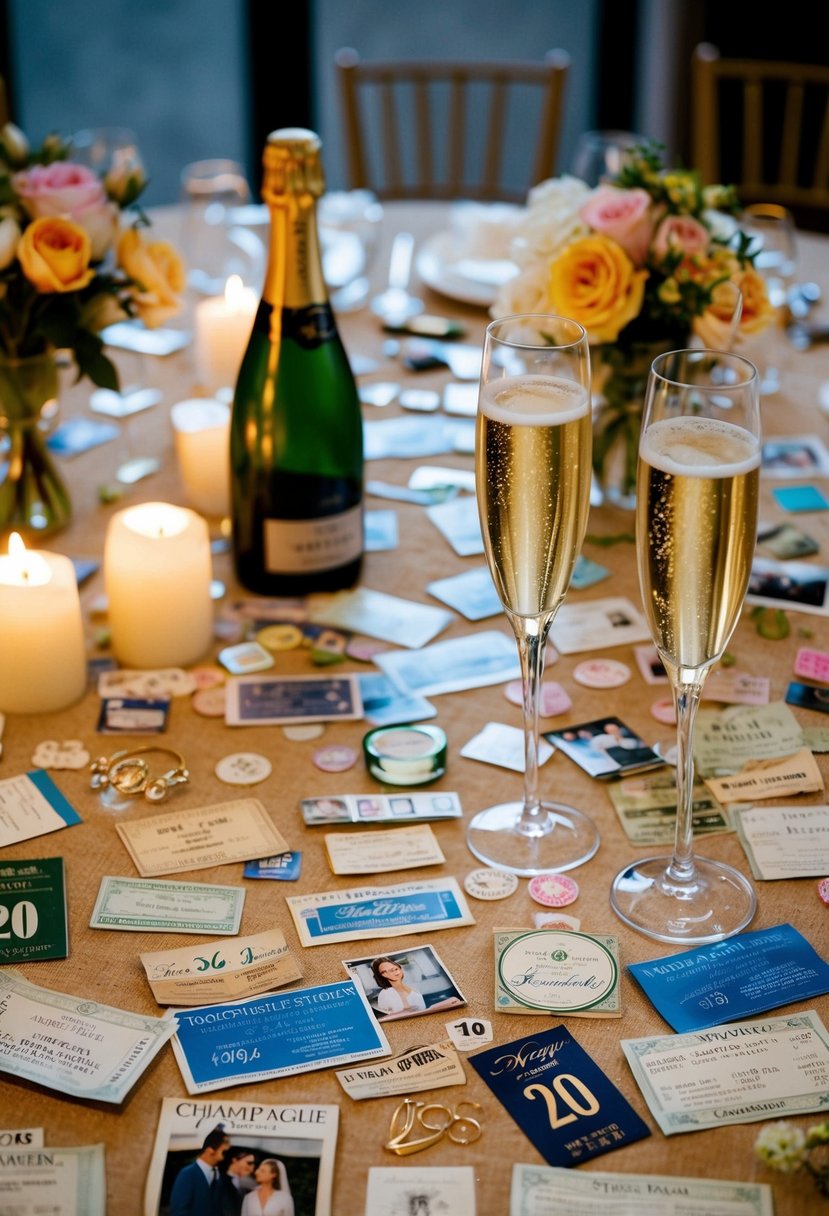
[313,745,358,773]
[573,659,631,689]
[650,698,677,725]
[818,877,829,906]
[528,873,579,908]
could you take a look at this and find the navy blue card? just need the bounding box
[628,923,829,1033]
[468,1025,650,1167]
[96,697,170,734]
[243,852,302,881]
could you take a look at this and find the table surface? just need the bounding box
[2,201,828,1216]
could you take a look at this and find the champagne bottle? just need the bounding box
[230,127,363,594]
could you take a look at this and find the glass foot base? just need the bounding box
[610,855,756,945]
[466,801,600,877]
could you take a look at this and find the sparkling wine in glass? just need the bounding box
[467,314,600,875]
[610,348,760,943]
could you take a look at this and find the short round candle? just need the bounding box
[193,274,257,392]
[104,502,213,669]
[171,398,231,517]
[0,534,87,714]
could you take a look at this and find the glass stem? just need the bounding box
[510,612,549,832]
[667,681,703,883]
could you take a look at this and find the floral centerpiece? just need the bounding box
[493,144,773,505]
[0,122,185,536]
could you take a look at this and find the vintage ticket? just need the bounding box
[324,824,445,875]
[286,878,475,947]
[0,770,81,847]
[621,1009,829,1135]
[114,798,288,877]
[0,1128,43,1148]
[510,1165,773,1216]
[704,748,824,803]
[734,804,829,879]
[606,773,731,847]
[335,1039,466,1100]
[140,928,302,1005]
[0,1144,106,1215]
[494,930,621,1017]
[90,876,245,935]
[694,703,804,776]
[700,669,770,706]
[0,969,177,1104]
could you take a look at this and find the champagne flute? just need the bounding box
[467,314,600,875]
[610,348,761,943]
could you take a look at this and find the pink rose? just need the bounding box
[652,214,709,262]
[580,186,653,266]
[14,161,117,260]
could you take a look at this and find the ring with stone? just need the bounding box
[89,746,190,803]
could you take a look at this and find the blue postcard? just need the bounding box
[286,878,475,947]
[628,923,829,1033]
[469,1025,650,1167]
[243,852,303,881]
[171,981,390,1093]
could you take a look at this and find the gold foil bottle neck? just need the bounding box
[263,128,325,199]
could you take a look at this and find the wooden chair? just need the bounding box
[335,47,570,203]
[692,43,829,224]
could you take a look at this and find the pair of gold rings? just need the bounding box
[385,1098,482,1155]
[89,746,189,802]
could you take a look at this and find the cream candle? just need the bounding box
[171,398,231,517]
[104,503,213,668]
[0,533,87,714]
[193,274,257,391]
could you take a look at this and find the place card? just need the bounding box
[114,797,288,877]
[286,878,475,947]
[225,674,362,725]
[427,566,502,621]
[469,1025,650,1167]
[90,876,244,935]
[704,748,824,802]
[550,597,651,655]
[301,791,463,826]
[171,981,390,1093]
[0,857,67,963]
[336,1039,465,1101]
[510,1165,774,1216]
[734,804,829,879]
[621,1009,829,1135]
[0,1144,106,1215]
[0,969,176,1104]
[493,930,621,1017]
[628,924,829,1033]
[0,771,81,848]
[694,702,804,776]
[308,586,452,648]
[140,927,302,1005]
[324,824,445,874]
[700,669,770,706]
[366,1168,476,1216]
[607,772,731,847]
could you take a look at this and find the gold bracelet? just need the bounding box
[90,746,190,802]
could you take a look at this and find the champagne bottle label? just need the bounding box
[281,304,337,349]
[264,504,363,574]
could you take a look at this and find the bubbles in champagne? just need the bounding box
[481,374,589,427]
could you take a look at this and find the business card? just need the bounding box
[0,857,67,963]
[90,876,245,935]
[0,771,81,847]
[286,878,475,947]
[734,804,829,879]
[324,824,445,875]
[140,928,302,1005]
[494,930,621,1017]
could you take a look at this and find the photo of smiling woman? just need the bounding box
[343,945,466,1023]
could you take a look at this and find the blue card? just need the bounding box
[243,851,303,881]
[468,1025,650,1166]
[427,566,502,621]
[772,485,829,513]
[171,981,390,1093]
[46,416,119,456]
[96,697,170,734]
[570,556,611,590]
[365,509,399,552]
[628,923,829,1033]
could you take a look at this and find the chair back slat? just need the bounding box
[781,84,804,187]
[813,101,829,194]
[414,79,432,197]
[743,81,762,187]
[380,76,402,196]
[448,75,466,198]
[482,77,507,200]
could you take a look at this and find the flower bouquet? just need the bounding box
[493,144,773,505]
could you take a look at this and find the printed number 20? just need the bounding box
[0,901,38,940]
[523,1075,599,1129]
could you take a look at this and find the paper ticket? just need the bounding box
[335,1039,465,1100]
[324,824,445,875]
[140,928,302,1005]
[704,748,824,803]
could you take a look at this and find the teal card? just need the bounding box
[0,857,68,962]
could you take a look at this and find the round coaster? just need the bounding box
[215,752,272,785]
[528,872,579,908]
[192,685,227,718]
[257,623,304,652]
[818,877,829,906]
[464,867,519,901]
[573,658,631,689]
[650,698,677,725]
[283,723,325,742]
[189,665,226,690]
[313,744,359,773]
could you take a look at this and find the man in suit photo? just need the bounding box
[170,1124,230,1216]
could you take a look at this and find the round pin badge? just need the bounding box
[818,877,829,906]
[215,752,272,785]
[573,658,631,689]
[257,623,304,652]
[651,698,677,725]
[192,685,227,718]
[283,723,325,742]
[189,666,226,690]
[464,867,519,901]
[313,744,358,773]
[528,872,579,908]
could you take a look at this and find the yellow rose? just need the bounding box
[17,216,94,293]
[547,235,648,343]
[692,267,774,348]
[117,227,185,328]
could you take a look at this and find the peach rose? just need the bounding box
[580,186,654,266]
[14,161,117,260]
[652,214,709,262]
[548,235,648,344]
[17,216,95,292]
[117,227,185,328]
[692,267,773,348]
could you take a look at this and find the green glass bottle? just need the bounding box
[231,128,363,594]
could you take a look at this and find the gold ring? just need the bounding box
[90,746,190,802]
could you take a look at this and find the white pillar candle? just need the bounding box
[0,534,87,714]
[104,503,213,669]
[194,274,257,392]
[171,398,231,517]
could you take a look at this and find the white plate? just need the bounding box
[416,230,518,307]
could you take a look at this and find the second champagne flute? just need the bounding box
[467,314,600,875]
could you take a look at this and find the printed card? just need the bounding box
[97,696,170,734]
[243,851,302,880]
[510,1165,774,1216]
[46,416,119,456]
[735,804,829,879]
[427,566,502,621]
[570,556,611,589]
[301,791,462,826]
[747,556,829,615]
[761,434,829,476]
[550,597,651,654]
[0,771,81,847]
[365,509,399,552]
[170,981,390,1093]
[469,1025,650,1166]
[772,484,829,513]
[634,644,669,685]
[114,797,289,877]
[308,587,452,648]
[0,857,67,963]
[462,722,554,773]
[140,928,302,1005]
[324,824,444,875]
[375,631,519,697]
[621,1009,829,1135]
[225,674,362,725]
[704,748,824,802]
[426,495,484,556]
[364,415,467,460]
[336,1039,465,1100]
[794,647,829,683]
[786,681,829,715]
[90,876,244,935]
[97,667,197,699]
[494,929,621,1017]
[701,669,770,706]
[694,703,804,776]
[628,923,829,1033]
[286,878,475,947]
[358,672,437,727]
[0,1144,105,1214]
[607,772,731,847]
[342,943,465,1023]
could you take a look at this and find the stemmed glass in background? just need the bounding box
[610,349,761,943]
[740,203,798,393]
[570,130,644,186]
[180,159,253,295]
[467,315,600,876]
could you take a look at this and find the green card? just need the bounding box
[0,857,68,962]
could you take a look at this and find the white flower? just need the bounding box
[509,174,592,268]
[755,1122,807,1173]
[490,263,550,319]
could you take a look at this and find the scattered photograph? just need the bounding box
[342,944,466,1023]
[546,717,664,780]
[761,435,829,477]
[747,557,829,616]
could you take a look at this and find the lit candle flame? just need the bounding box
[0,532,52,587]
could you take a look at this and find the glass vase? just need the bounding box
[0,351,72,542]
